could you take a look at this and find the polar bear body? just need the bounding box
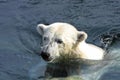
[37,22,104,61]
[78,41,104,60]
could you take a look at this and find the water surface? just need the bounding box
[0,0,120,80]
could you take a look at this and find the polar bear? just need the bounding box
[37,22,104,61]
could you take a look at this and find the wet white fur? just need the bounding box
[37,22,104,60]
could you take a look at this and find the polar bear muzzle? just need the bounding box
[40,51,52,61]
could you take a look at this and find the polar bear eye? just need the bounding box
[55,39,63,44]
[43,37,48,41]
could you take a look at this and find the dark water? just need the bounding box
[0,0,120,80]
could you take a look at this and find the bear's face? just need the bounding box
[37,22,87,61]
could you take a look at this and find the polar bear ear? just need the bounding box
[77,31,88,42]
[37,24,47,35]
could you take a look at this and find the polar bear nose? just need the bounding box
[40,51,51,61]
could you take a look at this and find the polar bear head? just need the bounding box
[37,22,87,61]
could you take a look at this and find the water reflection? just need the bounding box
[30,57,109,80]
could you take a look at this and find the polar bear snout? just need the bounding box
[40,51,52,61]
